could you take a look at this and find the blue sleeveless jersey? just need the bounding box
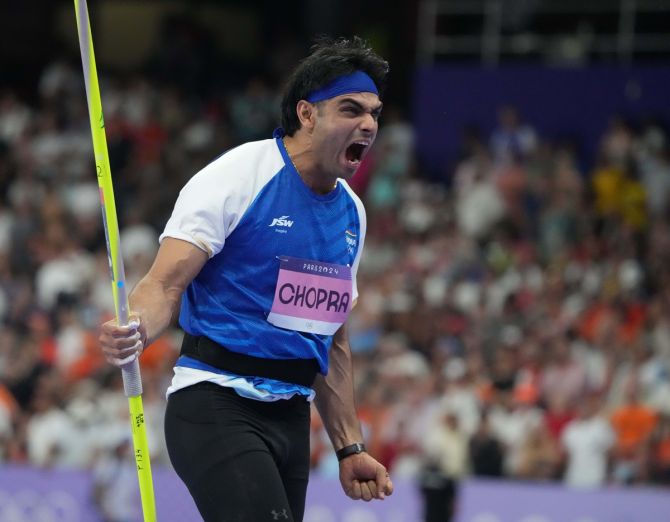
[160,129,366,398]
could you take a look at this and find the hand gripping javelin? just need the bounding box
[73,1,156,520]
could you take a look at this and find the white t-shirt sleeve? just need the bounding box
[160,168,233,257]
[159,141,281,257]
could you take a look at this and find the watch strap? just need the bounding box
[336,442,366,461]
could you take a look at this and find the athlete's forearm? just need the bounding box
[313,324,364,451]
[128,237,209,347]
[128,274,181,346]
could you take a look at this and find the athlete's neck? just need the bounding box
[283,135,337,195]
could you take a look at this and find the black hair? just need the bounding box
[280,36,389,136]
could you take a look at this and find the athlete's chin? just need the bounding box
[340,160,361,179]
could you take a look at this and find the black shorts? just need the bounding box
[164,382,311,522]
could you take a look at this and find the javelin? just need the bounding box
[73,1,156,520]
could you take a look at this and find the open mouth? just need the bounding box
[345,141,369,167]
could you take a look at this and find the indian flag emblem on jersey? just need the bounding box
[345,230,357,254]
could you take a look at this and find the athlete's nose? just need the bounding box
[359,111,377,135]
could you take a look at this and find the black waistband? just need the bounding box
[180,333,319,388]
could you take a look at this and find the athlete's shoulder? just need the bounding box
[183,138,284,194]
[203,138,283,178]
[163,139,287,256]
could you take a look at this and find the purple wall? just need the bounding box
[2,466,669,521]
[305,475,421,521]
[0,466,100,521]
[455,479,670,522]
[0,465,421,521]
[413,65,670,178]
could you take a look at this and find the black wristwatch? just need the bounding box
[336,442,366,462]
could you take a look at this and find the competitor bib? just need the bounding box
[267,256,352,335]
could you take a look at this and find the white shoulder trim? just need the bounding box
[339,180,367,301]
[160,139,284,257]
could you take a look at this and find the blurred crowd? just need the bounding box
[1,56,670,520]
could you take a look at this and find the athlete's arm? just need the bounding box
[313,323,393,501]
[313,323,362,449]
[99,237,208,366]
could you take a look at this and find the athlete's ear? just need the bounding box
[296,100,316,131]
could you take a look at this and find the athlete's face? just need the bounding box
[311,92,382,180]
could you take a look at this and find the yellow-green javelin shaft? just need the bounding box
[74,1,156,520]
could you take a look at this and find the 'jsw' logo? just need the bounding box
[269,215,294,228]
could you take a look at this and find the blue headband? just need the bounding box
[306,71,379,103]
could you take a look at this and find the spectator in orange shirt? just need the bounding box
[610,384,658,484]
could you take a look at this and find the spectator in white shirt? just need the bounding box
[561,393,615,488]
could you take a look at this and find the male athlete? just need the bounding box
[99,36,393,521]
